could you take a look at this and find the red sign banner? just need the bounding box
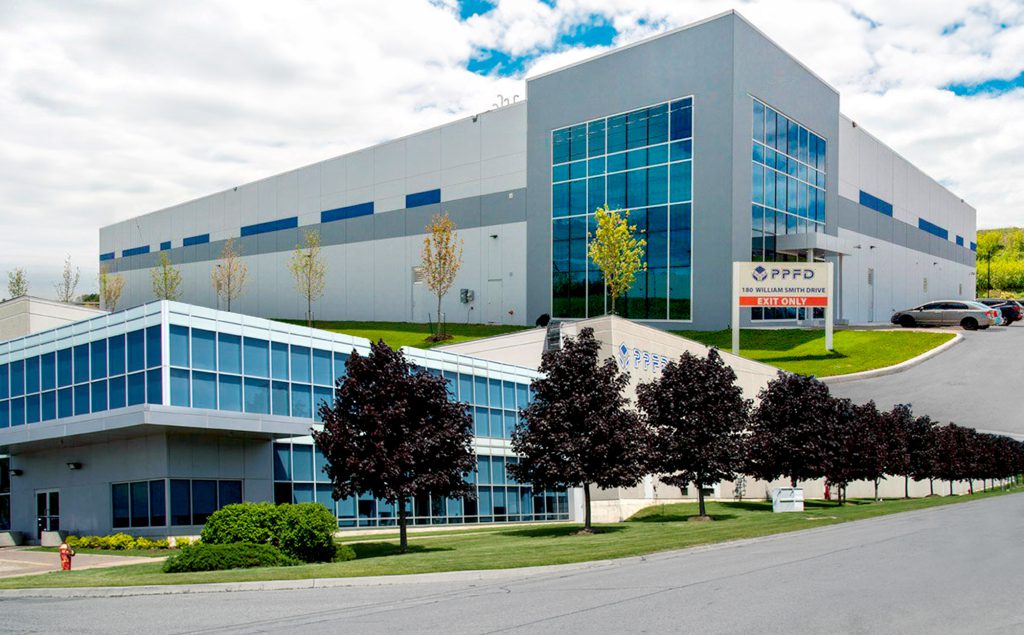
[738,296,830,307]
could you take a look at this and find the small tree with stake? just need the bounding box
[509,328,651,533]
[587,206,646,315]
[637,349,749,520]
[313,340,476,554]
[421,212,463,341]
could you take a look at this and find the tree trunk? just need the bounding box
[790,476,797,487]
[904,475,910,499]
[969,480,974,495]
[949,480,954,496]
[307,295,312,328]
[398,498,409,554]
[929,479,934,496]
[874,478,880,501]
[436,294,443,337]
[583,483,592,532]
[697,485,706,518]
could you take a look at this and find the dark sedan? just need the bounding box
[977,299,1023,326]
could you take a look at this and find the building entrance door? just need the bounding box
[36,490,60,538]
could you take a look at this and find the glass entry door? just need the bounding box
[36,490,60,538]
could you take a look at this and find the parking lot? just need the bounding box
[831,323,1024,438]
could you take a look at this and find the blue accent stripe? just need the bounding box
[405,189,441,209]
[918,218,949,240]
[322,202,374,224]
[956,235,964,247]
[182,234,210,247]
[859,190,893,216]
[122,246,150,258]
[970,241,977,252]
[159,241,172,251]
[99,252,115,262]
[240,217,298,237]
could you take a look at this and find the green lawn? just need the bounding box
[27,547,172,558]
[672,329,955,377]
[278,320,530,350]
[2,486,1016,589]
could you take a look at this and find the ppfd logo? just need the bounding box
[617,343,669,374]
[753,266,816,281]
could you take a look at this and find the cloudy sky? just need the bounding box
[1,0,1022,298]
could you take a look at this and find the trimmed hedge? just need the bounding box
[162,543,299,573]
[200,502,341,563]
[67,534,171,550]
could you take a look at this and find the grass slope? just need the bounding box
[2,487,1016,589]
[672,329,955,377]
[278,320,530,350]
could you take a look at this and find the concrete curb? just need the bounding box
[821,330,963,385]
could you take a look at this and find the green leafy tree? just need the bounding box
[7,268,28,298]
[421,212,463,340]
[151,252,182,300]
[975,232,1004,294]
[288,230,326,327]
[313,340,476,553]
[509,328,652,532]
[587,206,646,315]
[637,349,750,519]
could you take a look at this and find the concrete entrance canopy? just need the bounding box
[773,232,857,258]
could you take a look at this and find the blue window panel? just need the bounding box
[478,487,493,517]
[170,369,190,407]
[472,376,488,406]
[918,218,949,240]
[218,375,242,412]
[99,252,115,262]
[159,241,172,251]
[504,410,517,438]
[956,235,964,247]
[293,483,314,504]
[39,352,55,391]
[90,340,106,380]
[271,342,289,380]
[0,400,7,428]
[405,189,441,209]
[192,329,216,371]
[272,381,289,416]
[127,329,146,373]
[315,448,331,483]
[291,384,312,418]
[670,102,692,140]
[970,242,977,252]
[127,372,146,406]
[73,384,89,416]
[182,234,209,247]
[569,180,586,215]
[648,165,668,206]
[859,190,893,216]
[170,480,191,525]
[569,160,587,180]
[145,326,161,368]
[552,183,569,217]
[169,325,189,367]
[244,378,270,414]
[242,337,269,377]
[447,497,463,518]
[240,217,298,237]
[552,127,571,164]
[569,124,587,161]
[473,407,488,437]
[606,151,626,173]
[338,496,357,520]
[9,360,23,397]
[490,408,505,438]
[333,352,349,380]
[147,369,162,405]
[90,380,107,413]
[122,245,149,257]
[273,443,291,480]
[312,349,332,386]
[40,391,56,421]
[315,484,335,511]
[0,365,6,399]
[626,169,647,208]
[219,481,242,508]
[492,456,506,484]
[25,394,40,424]
[458,374,473,403]
[218,333,241,375]
[293,445,314,481]
[321,201,374,223]
[606,172,626,210]
[72,344,89,385]
[587,119,605,157]
[290,346,311,383]
[25,356,39,395]
[515,383,528,409]
[10,398,24,426]
[488,379,502,408]
[477,455,491,484]
[442,370,457,399]
[108,335,125,376]
[670,161,692,203]
[587,157,604,176]
[587,176,605,214]
[648,143,668,166]
[108,377,126,410]
[313,386,333,422]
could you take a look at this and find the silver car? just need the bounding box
[891,300,997,330]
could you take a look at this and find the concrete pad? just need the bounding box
[0,547,162,579]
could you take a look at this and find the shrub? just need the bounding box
[134,537,170,550]
[105,533,137,551]
[65,534,172,550]
[201,502,279,546]
[276,503,339,563]
[162,543,298,573]
[333,544,356,562]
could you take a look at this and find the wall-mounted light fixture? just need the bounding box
[9,468,23,477]
[66,462,82,471]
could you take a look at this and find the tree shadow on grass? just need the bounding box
[349,542,453,559]
[629,511,738,523]
[498,525,627,539]
[719,501,773,512]
[760,352,848,363]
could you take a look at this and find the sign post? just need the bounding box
[732,261,833,356]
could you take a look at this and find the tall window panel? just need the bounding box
[551,97,694,320]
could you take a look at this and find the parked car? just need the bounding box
[977,298,1023,325]
[891,300,998,330]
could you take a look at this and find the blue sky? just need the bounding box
[0,0,1021,295]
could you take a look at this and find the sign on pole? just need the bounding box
[732,262,833,355]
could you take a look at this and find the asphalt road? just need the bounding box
[4,493,1023,634]
[831,324,1024,438]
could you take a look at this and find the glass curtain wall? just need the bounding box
[551,98,694,320]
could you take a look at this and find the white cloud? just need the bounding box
[0,0,1020,299]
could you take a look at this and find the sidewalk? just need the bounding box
[0,547,161,579]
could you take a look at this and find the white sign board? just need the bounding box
[732,261,834,355]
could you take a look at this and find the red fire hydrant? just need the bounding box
[59,542,75,571]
